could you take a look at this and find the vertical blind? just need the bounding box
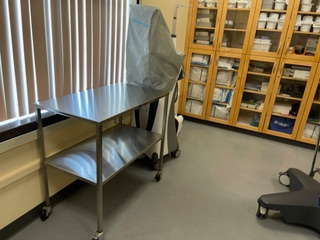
[0,0,131,131]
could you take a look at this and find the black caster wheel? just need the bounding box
[171,149,181,158]
[40,207,51,221]
[153,161,160,171]
[256,204,269,219]
[155,173,161,182]
[92,237,99,240]
[279,171,290,187]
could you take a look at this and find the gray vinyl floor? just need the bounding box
[9,120,320,240]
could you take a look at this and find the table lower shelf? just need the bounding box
[45,124,162,185]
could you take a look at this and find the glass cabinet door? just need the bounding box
[218,0,256,54]
[181,51,214,119]
[189,0,224,50]
[247,0,294,58]
[297,63,320,144]
[282,0,320,62]
[233,56,279,132]
[263,59,317,139]
[206,52,245,125]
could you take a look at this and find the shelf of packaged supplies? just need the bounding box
[297,11,320,16]
[293,31,320,35]
[212,101,229,106]
[214,84,235,90]
[247,71,271,77]
[217,68,238,72]
[307,119,320,125]
[186,96,204,102]
[281,76,308,81]
[240,107,262,113]
[271,112,297,119]
[260,9,287,13]
[313,99,320,105]
[195,26,215,30]
[223,28,247,32]
[191,63,210,68]
[188,80,207,85]
[243,89,267,95]
[276,94,302,101]
[255,28,283,33]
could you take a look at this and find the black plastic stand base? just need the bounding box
[257,168,320,232]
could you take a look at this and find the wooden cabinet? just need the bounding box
[180,0,320,145]
[205,52,245,125]
[233,55,279,132]
[180,49,215,119]
[281,0,320,62]
[262,59,318,139]
[297,63,320,144]
[188,0,256,54]
[247,0,295,58]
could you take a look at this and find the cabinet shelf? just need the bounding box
[188,80,207,85]
[212,102,229,106]
[195,26,215,30]
[256,28,283,33]
[191,63,209,68]
[217,68,238,72]
[45,124,162,185]
[198,7,218,10]
[271,112,296,119]
[186,96,204,101]
[313,100,320,105]
[281,76,308,82]
[260,9,287,13]
[214,84,235,90]
[297,11,320,16]
[240,107,262,113]
[243,89,267,95]
[247,71,271,77]
[293,31,320,36]
[276,94,302,101]
[224,28,247,32]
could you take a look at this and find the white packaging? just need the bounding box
[261,82,269,92]
[300,3,314,12]
[313,23,320,32]
[185,100,203,115]
[274,1,286,10]
[237,0,248,8]
[266,20,277,29]
[190,67,208,82]
[258,20,267,29]
[301,23,312,32]
[293,70,310,80]
[187,83,205,99]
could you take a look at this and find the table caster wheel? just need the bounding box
[256,204,269,219]
[171,149,181,158]
[40,205,52,221]
[92,237,99,240]
[155,173,161,182]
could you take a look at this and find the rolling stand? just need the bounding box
[257,126,320,232]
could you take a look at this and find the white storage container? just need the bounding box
[301,22,313,32]
[198,0,206,7]
[266,20,277,29]
[313,23,320,33]
[277,20,285,30]
[262,0,273,9]
[258,20,267,29]
[300,4,314,12]
[301,0,313,4]
[237,0,248,8]
[274,1,286,10]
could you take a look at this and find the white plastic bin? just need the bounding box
[301,0,313,4]
[313,23,320,33]
[266,20,277,29]
[258,20,267,29]
[274,1,286,10]
[300,4,313,12]
[301,22,312,32]
[237,0,248,8]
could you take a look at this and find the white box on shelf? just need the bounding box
[293,70,310,80]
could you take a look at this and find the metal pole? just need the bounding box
[95,124,104,238]
[36,108,51,207]
[309,125,320,176]
[158,95,169,172]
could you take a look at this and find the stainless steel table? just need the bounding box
[34,83,170,240]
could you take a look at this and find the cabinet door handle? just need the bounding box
[277,42,283,55]
[279,62,285,74]
[272,61,278,74]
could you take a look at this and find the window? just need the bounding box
[0,0,131,135]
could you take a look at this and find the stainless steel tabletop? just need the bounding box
[34,83,168,124]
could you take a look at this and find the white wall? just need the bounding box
[141,0,190,53]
